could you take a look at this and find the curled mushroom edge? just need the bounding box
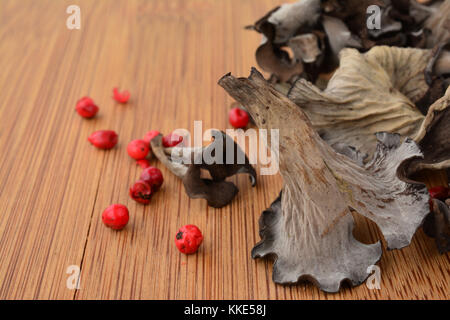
[287,45,450,175]
[219,68,432,292]
[150,131,257,208]
[249,0,450,83]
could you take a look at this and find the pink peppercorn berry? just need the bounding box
[140,166,164,192]
[175,225,203,254]
[136,159,151,169]
[129,180,152,204]
[127,139,149,160]
[428,186,450,200]
[112,88,130,104]
[102,204,129,230]
[228,107,249,129]
[76,96,99,118]
[88,130,118,149]
[162,133,183,148]
[143,130,160,145]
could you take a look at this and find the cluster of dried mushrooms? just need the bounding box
[289,45,450,167]
[248,0,449,83]
[219,67,448,292]
[213,0,450,292]
[146,0,448,292]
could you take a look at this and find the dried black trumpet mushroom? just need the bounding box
[150,132,256,208]
[250,0,322,83]
[219,68,430,292]
[408,86,450,173]
[423,198,450,253]
[249,0,448,82]
[288,46,450,169]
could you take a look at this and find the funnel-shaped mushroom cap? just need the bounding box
[219,68,430,292]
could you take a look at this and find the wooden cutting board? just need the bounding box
[0,0,448,299]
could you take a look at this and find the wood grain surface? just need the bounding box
[0,0,448,300]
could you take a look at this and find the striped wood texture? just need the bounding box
[0,0,448,299]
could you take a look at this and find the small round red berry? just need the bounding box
[102,204,129,230]
[76,96,99,118]
[162,133,183,148]
[140,166,164,192]
[88,130,118,149]
[143,130,160,145]
[136,159,151,169]
[228,107,249,129]
[428,186,449,200]
[175,225,203,254]
[129,180,152,204]
[127,139,149,160]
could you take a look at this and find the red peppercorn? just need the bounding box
[175,225,203,254]
[140,166,164,192]
[129,180,152,204]
[143,130,160,145]
[88,130,118,149]
[428,186,449,200]
[102,204,129,230]
[76,96,99,118]
[136,159,151,169]
[162,133,183,148]
[228,107,249,129]
[127,139,149,160]
[113,87,130,104]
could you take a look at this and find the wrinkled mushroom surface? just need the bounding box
[249,0,448,82]
[219,68,429,292]
[287,46,450,173]
[424,0,450,47]
[150,131,256,208]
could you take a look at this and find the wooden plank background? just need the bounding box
[0,0,448,300]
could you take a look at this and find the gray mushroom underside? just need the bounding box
[219,68,429,292]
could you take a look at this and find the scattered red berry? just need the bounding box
[143,130,160,145]
[175,225,203,254]
[229,107,249,129]
[140,167,164,192]
[113,87,130,104]
[88,130,118,149]
[75,96,99,118]
[136,159,151,169]
[127,139,149,160]
[162,133,183,148]
[129,180,152,204]
[428,186,449,200]
[102,204,129,230]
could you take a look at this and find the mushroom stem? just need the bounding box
[151,134,188,178]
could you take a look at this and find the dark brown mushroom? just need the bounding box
[250,0,322,82]
[255,22,304,83]
[423,198,450,253]
[150,131,256,208]
[250,0,447,83]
